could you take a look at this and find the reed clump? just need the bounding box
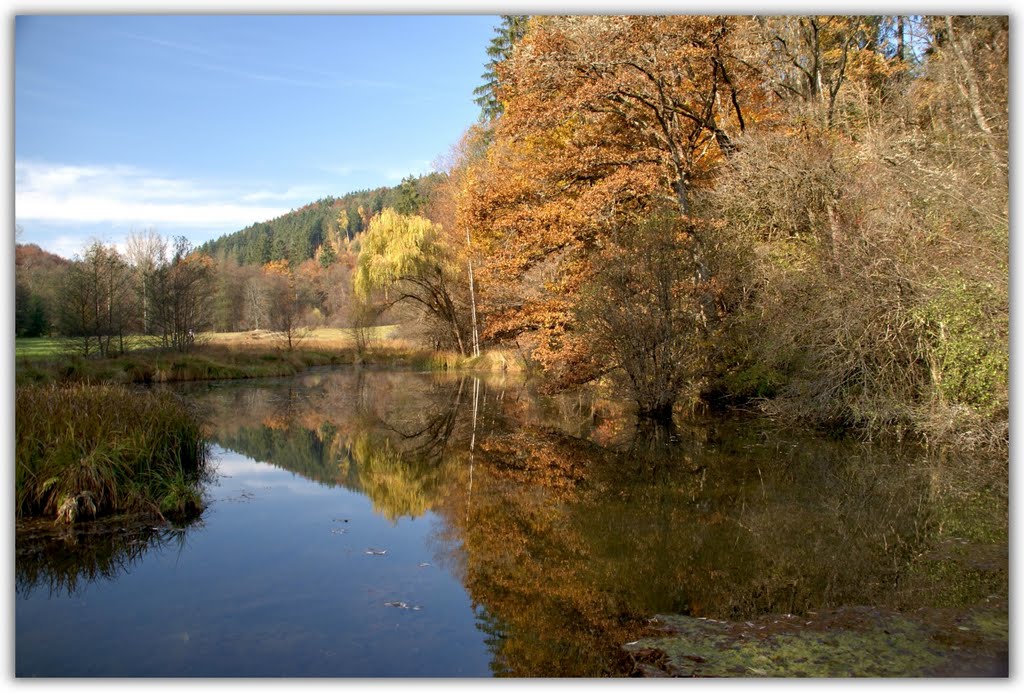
[15,383,209,524]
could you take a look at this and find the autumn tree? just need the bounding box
[459,16,761,401]
[354,208,470,354]
[746,16,892,126]
[917,16,1008,182]
[15,243,68,338]
[575,211,711,420]
[430,125,493,357]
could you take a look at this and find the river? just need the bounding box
[15,368,1008,676]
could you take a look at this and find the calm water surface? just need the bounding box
[15,368,1008,676]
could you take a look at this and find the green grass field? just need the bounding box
[15,337,68,359]
[15,335,165,360]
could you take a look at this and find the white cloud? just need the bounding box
[14,160,293,230]
[48,233,99,259]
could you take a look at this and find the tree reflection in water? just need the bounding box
[187,370,1008,676]
[15,518,195,598]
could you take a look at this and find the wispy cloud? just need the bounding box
[119,30,405,91]
[181,60,338,90]
[116,30,218,58]
[181,59,407,91]
[14,160,294,230]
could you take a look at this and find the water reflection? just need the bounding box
[183,368,1006,676]
[199,370,478,523]
[15,518,195,598]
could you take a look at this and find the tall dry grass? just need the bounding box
[15,383,209,523]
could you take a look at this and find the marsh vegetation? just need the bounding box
[15,383,209,523]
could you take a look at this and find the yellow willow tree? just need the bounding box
[354,208,470,355]
[458,15,765,410]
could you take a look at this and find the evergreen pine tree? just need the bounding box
[473,15,529,122]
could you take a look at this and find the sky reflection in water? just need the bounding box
[15,368,1008,677]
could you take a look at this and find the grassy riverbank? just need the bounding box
[15,329,527,386]
[13,331,525,526]
[15,383,209,524]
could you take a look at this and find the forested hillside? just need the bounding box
[198,173,444,266]
[15,243,69,338]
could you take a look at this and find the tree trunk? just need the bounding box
[944,16,1004,172]
[466,228,481,357]
[897,16,906,62]
[637,398,675,422]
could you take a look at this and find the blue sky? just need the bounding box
[14,14,500,257]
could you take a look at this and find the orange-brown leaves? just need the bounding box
[262,258,292,278]
[458,16,766,385]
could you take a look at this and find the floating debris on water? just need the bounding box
[222,490,257,504]
[384,601,423,611]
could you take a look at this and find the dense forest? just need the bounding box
[16,15,1008,448]
[14,242,68,338]
[197,173,444,266]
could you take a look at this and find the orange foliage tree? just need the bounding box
[458,16,766,409]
